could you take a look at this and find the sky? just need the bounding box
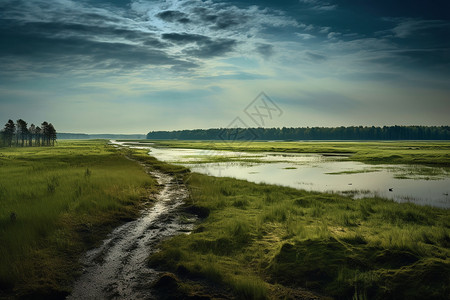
[0,0,449,134]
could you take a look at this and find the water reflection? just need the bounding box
[111,142,450,208]
[189,161,449,208]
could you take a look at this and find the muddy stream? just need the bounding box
[68,169,194,299]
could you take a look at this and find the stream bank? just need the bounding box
[68,168,195,299]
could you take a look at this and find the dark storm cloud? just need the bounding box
[0,19,188,72]
[1,0,449,79]
[2,20,167,47]
[0,0,298,76]
[0,0,183,73]
[0,0,303,75]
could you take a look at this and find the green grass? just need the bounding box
[325,168,381,175]
[0,140,157,297]
[2,140,449,299]
[145,140,450,167]
[148,173,450,299]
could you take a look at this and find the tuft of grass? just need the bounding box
[230,275,267,300]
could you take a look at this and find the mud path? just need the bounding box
[68,170,194,300]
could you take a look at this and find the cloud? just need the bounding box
[299,23,315,31]
[162,32,210,44]
[0,0,185,74]
[2,0,447,81]
[314,4,337,11]
[1,0,450,133]
[305,51,327,62]
[0,20,190,74]
[255,43,275,58]
[3,20,169,48]
[186,4,298,31]
[161,32,238,58]
[298,0,337,11]
[195,8,245,31]
[296,33,315,40]
[327,32,341,40]
[298,0,319,3]
[391,19,450,38]
[183,39,238,58]
[156,10,190,23]
[198,72,270,81]
[0,0,300,77]
[319,27,331,33]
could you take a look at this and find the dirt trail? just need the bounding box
[67,170,194,300]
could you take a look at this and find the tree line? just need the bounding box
[1,119,57,147]
[147,126,450,140]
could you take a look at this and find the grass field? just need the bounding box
[149,173,450,299]
[0,140,157,297]
[1,141,449,299]
[139,140,450,167]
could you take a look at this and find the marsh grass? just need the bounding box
[325,168,381,175]
[149,173,450,299]
[389,165,449,180]
[0,140,157,296]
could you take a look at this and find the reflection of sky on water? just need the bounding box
[189,162,449,208]
[111,142,450,208]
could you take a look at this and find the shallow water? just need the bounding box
[190,161,450,208]
[68,169,194,299]
[112,141,450,208]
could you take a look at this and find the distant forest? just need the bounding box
[147,126,450,140]
[57,133,146,140]
[1,119,57,147]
